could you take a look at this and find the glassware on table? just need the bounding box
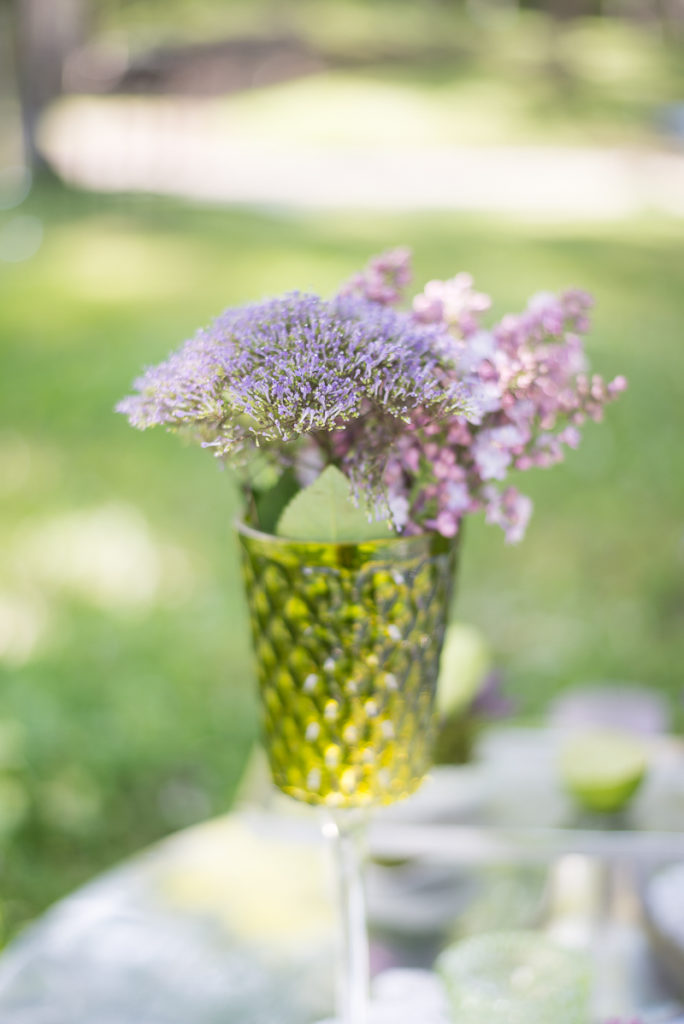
[237,521,458,1023]
[437,931,591,1024]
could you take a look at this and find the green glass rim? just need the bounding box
[234,516,454,560]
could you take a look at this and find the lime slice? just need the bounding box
[559,729,648,813]
[436,623,491,716]
[437,931,590,1024]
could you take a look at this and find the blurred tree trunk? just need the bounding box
[547,0,583,24]
[544,0,582,89]
[0,0,28,201]
[652,0,684,41]
[13,0,88,173]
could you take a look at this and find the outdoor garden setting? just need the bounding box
[1,1,684,1021]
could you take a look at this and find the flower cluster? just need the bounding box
[343,250,626,540]
[118,289,474,473]
[118,249,625,542]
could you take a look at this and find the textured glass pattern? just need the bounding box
[438,932,590,1024]
[237,524,457,808]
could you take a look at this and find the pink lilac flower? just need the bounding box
[483,486,534,545]
[413,274,492,337]
[379,269,625,541]
[340,247,413,306]
[472,425,528,481]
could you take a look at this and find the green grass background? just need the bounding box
[1,185,682,939]
[1,3,684,940]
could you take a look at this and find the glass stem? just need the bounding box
[324,811,370,1024]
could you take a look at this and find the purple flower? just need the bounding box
[118,249,625,542]
[118,289,476,515]
[470,670,515,719]
[119,292,474,445]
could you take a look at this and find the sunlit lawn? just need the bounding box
[214,25,682,149]
[93,3,684,148]
[1,182,683,939]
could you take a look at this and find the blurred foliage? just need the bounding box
[96,0,680,50]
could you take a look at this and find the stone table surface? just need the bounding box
[2,732,684,1024]
[0,810,336,1024]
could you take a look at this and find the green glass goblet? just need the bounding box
[237,521,458,1024]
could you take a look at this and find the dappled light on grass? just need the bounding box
[39,91,684,216]
[0,432,34,497]
[13,503,196,616]
[39,766,102,836]
[37,11,684,218]
[218,75,458,146]
[0,717,29,840]
[0,483,200,670]
[0,591,48,667]
[213,40,675,149]
[47,220,202,304]
[0,215,43,264]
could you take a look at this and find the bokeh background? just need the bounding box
[1,0,683,944]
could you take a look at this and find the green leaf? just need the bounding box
[275,465,392,543]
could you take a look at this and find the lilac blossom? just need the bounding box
[372,263,626,542]
[118,250,625,543]
[340,247,413,306]
[483,487,534,545]
[413,273,492,336]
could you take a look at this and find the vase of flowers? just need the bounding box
[118,247,625,1023]
[237,522,458,808]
